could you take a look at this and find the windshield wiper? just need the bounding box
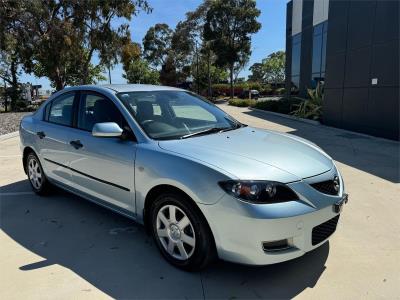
[220,122,246,132]
[180,127,231,139]
[223,116,247,130]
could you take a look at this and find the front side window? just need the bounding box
[117,91,241,140]
[48,93,75,126]
[78,93,125,131]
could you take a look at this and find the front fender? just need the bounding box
[134,143,231,221]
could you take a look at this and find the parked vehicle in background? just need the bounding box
[239,89,260,99]
[19,84,348,270]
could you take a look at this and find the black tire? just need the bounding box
[26,152,51,195]
[150,192,216,271]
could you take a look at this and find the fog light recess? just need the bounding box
[262,239,293,252]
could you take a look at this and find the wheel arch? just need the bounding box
[143,184,216,251]
[22,146,37,174]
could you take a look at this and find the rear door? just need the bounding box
[37,92,77,186]
[68,91,136,212]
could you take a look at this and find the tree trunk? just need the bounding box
[229,64,234,99]
[54,68,65,91]
[82,48,95,85]
[10,60,18,111]
[3,77,7,112]
[207,51,211,98]
[196,44,200,95]
[55,81,64,91]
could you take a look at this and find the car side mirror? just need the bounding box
[92,122,123,138]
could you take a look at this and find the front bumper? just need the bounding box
[198,169,347,265]
[199,196,342,265]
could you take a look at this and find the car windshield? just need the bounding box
[117,90,243,140]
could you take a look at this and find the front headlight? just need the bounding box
[218,180,299,204]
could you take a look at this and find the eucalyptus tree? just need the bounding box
[0,0,25,109]
[168,0,220,95]
[1,0,151,90]
[123,58,159,84]
[121,41,159,84]
[204,0,261,98]
[142,23,174,69]
[142,22,197,86]
[262,51,286,84]
[248,51,286,84]
[248,62,265,82]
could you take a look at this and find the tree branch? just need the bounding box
[0,74,13,85]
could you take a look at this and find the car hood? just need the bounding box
[158,127,333,183]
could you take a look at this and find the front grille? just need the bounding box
[312,215,340,245]
[310,180,339,195]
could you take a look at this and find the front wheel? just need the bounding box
[150,193,215,271]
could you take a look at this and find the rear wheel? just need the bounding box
[150,192,215,271]
[26,153,51,195]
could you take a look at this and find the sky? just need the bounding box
[20,0,287,90]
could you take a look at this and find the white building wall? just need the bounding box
[313,0,329,26]
[292,0,303,36]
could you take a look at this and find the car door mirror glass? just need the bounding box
[92,122,123,138]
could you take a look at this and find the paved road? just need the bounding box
[1,104,399,299]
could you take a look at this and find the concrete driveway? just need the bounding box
[1,104,399,299]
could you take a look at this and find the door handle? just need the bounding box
[36,131,46,139]
[70,140,83,149]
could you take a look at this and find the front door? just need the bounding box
[68,91,136,213]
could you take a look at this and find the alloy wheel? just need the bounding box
[28,157,42,190]
[156,204,196,260]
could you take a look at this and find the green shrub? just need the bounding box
[246,82,262,90]
[274,87,286,95]
[291,82,323,120]
[254,97,302,114]
[228,99,257,107]
[260,84,273,95]
[212,82,268,96]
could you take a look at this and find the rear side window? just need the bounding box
[48,93,75,126]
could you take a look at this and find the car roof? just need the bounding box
[50,84,187,102]
[94,84,184,93]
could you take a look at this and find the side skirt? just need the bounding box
[48,178,139,222]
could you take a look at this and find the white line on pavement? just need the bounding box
[0,155,22,158]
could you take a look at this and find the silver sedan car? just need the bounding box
[20,84,348,270]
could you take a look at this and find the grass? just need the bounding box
[228,98,257,107]
[254,97,302,114]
